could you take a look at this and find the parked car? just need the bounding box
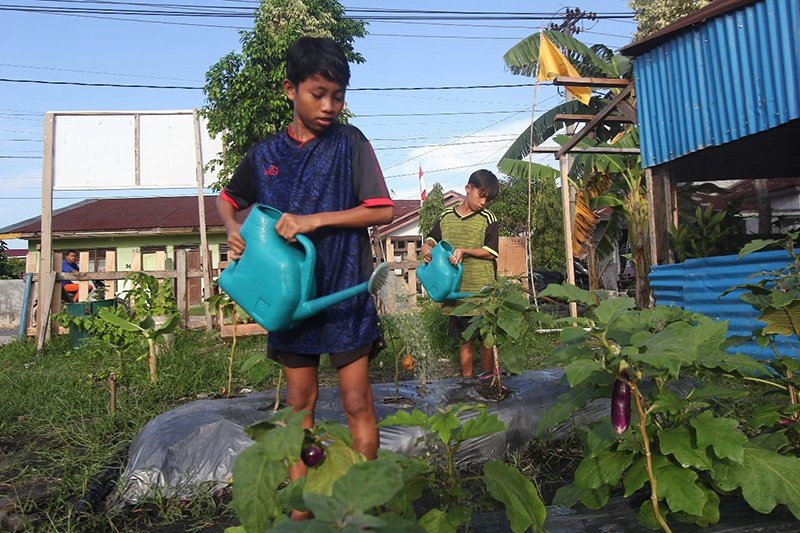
[531,259,589,293]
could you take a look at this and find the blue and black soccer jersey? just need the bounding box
[221,123,393,355]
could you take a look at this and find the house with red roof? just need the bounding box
[0,191,465,279]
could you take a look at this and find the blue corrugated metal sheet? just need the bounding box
[634,0,800,168]
[650,249,800,360]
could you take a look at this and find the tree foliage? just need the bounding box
[629,0,712,40]
[418,183,445,240]
[491,163,565,272]
[0,241,24,279]
[202,0,367,189]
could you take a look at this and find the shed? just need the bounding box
[621,0,799,264]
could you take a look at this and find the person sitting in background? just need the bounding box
[61,250,88,302]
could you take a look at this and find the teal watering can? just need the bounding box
[218,205,388,332]
[417,240,475,302]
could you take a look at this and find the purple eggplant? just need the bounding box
[611,379,631,434]
[301,444,325,467]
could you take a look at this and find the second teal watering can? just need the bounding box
[417,240,476,302]
[218,205,387,332]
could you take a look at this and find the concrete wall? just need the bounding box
[0,279,24,329]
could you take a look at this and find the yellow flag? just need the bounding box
[537,33,591,105]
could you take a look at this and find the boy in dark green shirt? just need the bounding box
[420,169,500,378]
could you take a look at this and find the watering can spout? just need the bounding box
[294,282,368,322]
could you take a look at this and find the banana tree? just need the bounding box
[577,130,651,309]
[500,29,638,293]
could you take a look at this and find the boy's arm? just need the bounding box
[217,152,258,260]
[274,205,393,242]
[216,196,246,260]
[420,216,443,262]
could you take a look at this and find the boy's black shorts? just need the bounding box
[268,335,386,369]
[448,315,480,340]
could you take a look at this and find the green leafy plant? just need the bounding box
[122,272,179,318]
[227,406,545,533]
[98,308,180,383]
[669,204,740,262]
[55,303,137,348]
[538,283,800,531]
[226,408,426,532]
[452,278,543,391]
[379,404,546,532]
[723,232,800,433]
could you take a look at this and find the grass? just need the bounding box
[0,305,560,531]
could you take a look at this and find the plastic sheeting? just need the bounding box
[473,496,799,532]
[122,369,610,502]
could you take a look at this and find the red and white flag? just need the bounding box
[419,164,427,202]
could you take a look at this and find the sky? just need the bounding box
[0,0,637,249]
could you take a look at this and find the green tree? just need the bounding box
[629,0,711,40]
[418,182,445,239]
[202,0,367,188]
[0,241,24,279]
[491,167,565,272]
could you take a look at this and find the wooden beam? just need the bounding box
[559,156,578,319]
[552,76,630,88]
[555,84,634,159]
[530,146,640,154]
[554,113,634,124]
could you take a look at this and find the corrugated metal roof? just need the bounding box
[0,196,228,236]
[0,194,440,239]
[650,249,800,360]
[632,0,800,168]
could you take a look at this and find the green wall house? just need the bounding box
[0,196,234,305]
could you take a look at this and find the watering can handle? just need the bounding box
[296,233,317,301]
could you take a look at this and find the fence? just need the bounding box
[24,249,219,346]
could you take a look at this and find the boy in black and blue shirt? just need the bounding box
[217,37,394,511]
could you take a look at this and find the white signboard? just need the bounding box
[50,111,223,190]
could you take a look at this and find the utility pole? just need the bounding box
[551,8,595,317]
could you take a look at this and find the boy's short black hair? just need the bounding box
[286,37,350,88]
[467,169,500,201]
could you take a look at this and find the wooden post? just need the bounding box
[407,241,417,294]
[559,155,578,319]
[131,250,142,272]
[645,168,660,267]
[155,250,167,270]
[25,253,38,337]
[176,249,188,327]
[193,109,213,331]
[386,239,394,263]
[51,251,62,326]
[78,251,90,301]
[37,113,55,344]
[104,250,116,298]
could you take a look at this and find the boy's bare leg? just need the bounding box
[283,365,319,520]
[460,341,475,377]
[480,345,493,373]
[337,356,379,459]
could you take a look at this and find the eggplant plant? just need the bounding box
[451,278,543,392]
[537,283,800,532]
[379,404,546,532]
[723,232,800,433]
[98,308,180,383]
[226,407,545,533]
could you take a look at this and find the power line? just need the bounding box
[0,77,541,91]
